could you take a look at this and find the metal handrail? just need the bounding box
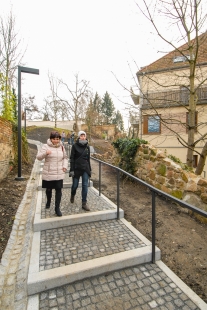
[91,156,207,263]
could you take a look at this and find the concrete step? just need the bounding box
[28,165,160,297]
[34,186,124,226]
[27,160,160,295]
[28,217,160,295]
[34,209,124,231]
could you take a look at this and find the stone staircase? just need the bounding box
[27,152,160,296]
[24,142,207,310]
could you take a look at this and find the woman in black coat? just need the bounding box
[69,131,91,211]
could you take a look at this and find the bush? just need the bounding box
[112,138,148,174]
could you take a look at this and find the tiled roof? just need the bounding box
[138,32,207,74]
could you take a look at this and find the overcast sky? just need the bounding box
[1,0,170,124]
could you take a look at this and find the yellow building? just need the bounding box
[135,32,207,178]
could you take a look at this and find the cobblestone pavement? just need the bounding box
[41,188,115,219]
[39,220,145,271]
[39,264,200,310]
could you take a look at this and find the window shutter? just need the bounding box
[143,115,148,134]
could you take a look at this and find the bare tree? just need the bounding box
[58,73,92,130]
[41,100,52,121]
[0,10,25,122]
[0,10,25,96]
[135,0,207,174]
[21,95,41,120]
[44,72,63,127]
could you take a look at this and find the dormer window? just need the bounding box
[173,55,195,63]
[173,55,190,63]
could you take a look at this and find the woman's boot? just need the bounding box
[55,189,62,216]
[55,207,62,217]
[82,202,90,211]
[46,189,52,208]
[70,195,75,203]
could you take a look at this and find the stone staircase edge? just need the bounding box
[33,209,124,232]
[27,245,159,295]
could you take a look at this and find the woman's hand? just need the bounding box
[46,150,52,155]
[63,168,67,172]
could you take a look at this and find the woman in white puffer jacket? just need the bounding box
[36,131,68,216]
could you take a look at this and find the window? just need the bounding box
[173,55,194,63]
[143,115,161,134]
[186,111,198,133]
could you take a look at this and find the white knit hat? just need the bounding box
[78,130,86,137]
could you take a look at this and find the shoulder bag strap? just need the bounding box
[75,145,87,162]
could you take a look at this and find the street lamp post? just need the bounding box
[24,107,32,134]
[15,66,39,181]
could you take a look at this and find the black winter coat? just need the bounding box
[69,139,91,178]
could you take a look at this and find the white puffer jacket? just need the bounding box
[36,139,68,181]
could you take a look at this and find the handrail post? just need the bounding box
[152,191,156,263]
[99,162,101,196]
[117,170,120,219]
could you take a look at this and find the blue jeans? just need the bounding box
[71,172,89,202]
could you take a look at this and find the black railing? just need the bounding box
[91,156,207,264]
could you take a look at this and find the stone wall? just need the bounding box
[112,143,207,221]
[0,117,14,181]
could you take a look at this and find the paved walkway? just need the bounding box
[0,140,206,310]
